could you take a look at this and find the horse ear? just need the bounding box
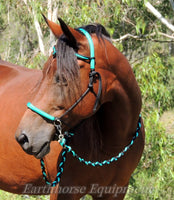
[42,14,63,38]
[42,14,84,49]
[58,18,84,50]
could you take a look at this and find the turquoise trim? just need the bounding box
[27,28,96,123]
[59,138,66,147]
[53,46,56,57]
[53,48,89,61]
[52,28,95,70]
[27,102,55,121]
[78,28,95,70]
[75,53,89,60]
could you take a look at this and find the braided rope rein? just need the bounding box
[40,115,141,187]
[40,149,67,187]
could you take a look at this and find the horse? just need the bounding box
[0,60,61,196]
[13,16,145,200]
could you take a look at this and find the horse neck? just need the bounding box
[70,81,141,159]
[70,40,142,158]
[70,101,137,160]
[97,102,134,150]
[70,114,102,160]
[96,41,142,152]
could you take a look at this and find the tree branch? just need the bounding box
[22,0,45,55]
[169,0,174,11]
[112,32,174,42]
[145,1,174,32]
[112,33,142,42]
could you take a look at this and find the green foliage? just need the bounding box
[0,0,173,199]
[0,191,49,200]
[1,0,174,64]
[0,4,6,32]
[125,109,174,199]
[134,53,173,113]
[125,53,174,199]
[26,53,47,69]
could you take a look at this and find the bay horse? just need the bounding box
[0,60,61,195]
[13,17,145,200]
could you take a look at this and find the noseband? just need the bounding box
[26,28,142,187]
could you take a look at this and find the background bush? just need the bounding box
[0,0,173,199]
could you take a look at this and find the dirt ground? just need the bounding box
[160,109,174,135]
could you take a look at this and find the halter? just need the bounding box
[27,28,142,187]
[28,28,101,123]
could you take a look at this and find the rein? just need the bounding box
[27,28,142,187]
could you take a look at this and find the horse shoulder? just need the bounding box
[0,60,42,85]
[0,60,33,77]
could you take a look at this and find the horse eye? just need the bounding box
[56,75,60,83]
[55,75,67,86]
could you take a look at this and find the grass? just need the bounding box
[0,191,93,200]
[0,191,49,200]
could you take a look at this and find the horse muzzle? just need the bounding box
[15,129,52,159]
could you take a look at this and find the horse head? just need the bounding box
[15,17,117,159]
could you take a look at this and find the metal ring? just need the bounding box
[54,118,62,127]
[59,135,64,140]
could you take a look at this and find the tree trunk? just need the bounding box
[22,0,45,55]
[33,13,45,55]
[145,2,174,32]
[169,0,174,11]
[48,0,58,55]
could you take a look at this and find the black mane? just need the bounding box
[76,23,110,40]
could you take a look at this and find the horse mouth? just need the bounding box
[34,142,50,159]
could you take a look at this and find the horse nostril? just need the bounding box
[16,133,33,154]
[17,134,29,146]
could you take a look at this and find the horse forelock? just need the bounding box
[55,35,81,102]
